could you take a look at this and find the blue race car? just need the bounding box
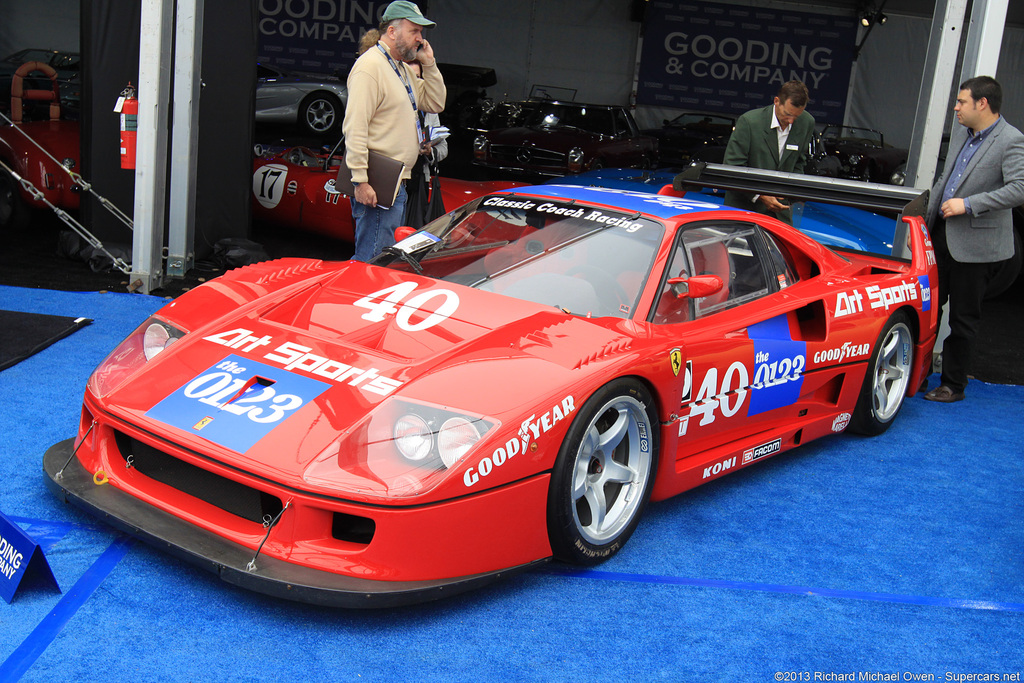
[549,168,900,255]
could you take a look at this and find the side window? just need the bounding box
[761,230,800,290]
[652,222,785,323]
[722,227,771,307]
[651,243,692,324]
[613,109,631,137]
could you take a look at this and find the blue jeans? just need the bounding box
[350,183,408,262]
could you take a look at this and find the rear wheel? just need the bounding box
[547,379,658,565]
[848,311,914,435]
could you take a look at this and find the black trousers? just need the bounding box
[932,219,1001,391]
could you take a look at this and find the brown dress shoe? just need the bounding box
[923,385,965,403]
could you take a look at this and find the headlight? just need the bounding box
[473,135,489,159]
[890,168,906,186]
[568,147,585,173]
[143,321,182,360]
[304,399,496,498]
[394,414,432,461]
[438,417,482,468]
[88,317,187,398]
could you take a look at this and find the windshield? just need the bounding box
[378,195,665,318]
[525,104,615,135]
[823,125,883,146]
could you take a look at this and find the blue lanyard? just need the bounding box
[377,43,425,145]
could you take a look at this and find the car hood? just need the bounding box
[101,262,631,500]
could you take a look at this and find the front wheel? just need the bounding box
[299,92,342,136]
[848,311,914,435]
[547,379,658,565]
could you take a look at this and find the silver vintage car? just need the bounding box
[255,63,348,136]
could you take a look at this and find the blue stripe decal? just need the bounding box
[0,535,134,682]
[541,568,1024,613]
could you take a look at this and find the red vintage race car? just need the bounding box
[0,60,80,230]
[44,168,937,607]
[251,143,524,241]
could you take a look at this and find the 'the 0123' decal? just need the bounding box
[146,355,329,453]
[181,371,301,424]
[354,282,460,331]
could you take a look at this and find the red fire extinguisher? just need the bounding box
[117,83,138,169]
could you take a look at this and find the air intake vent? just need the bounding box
[114,432,283,524]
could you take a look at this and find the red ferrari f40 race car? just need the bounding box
[45,166,938,607]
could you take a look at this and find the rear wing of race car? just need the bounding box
[672,162,929,258]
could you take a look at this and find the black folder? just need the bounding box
[335,151,406,209]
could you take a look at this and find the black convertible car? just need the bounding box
[819,125,908,185]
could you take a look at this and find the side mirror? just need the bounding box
[394,226,417,242]
[667,274,723,299]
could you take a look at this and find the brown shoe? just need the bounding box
[924,385,965,403]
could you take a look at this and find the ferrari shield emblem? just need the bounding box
[670,349,683,376]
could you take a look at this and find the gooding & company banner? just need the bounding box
[258,0,387,75]
[637,0,857,122]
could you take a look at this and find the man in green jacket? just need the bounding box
[723,80,815,224]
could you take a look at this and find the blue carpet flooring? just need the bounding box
[1,284,1022,682]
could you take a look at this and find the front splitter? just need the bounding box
[43,438,547,608]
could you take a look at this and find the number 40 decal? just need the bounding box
[354,281,460,331]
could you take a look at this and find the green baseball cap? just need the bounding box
[382,1,436,28]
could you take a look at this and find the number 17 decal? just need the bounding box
[253,164,287,209]
[354,282,460,331]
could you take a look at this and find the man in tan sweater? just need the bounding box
[343,1,446,261]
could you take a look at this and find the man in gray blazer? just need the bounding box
[723,80,816,224]
[924,76,1024,402]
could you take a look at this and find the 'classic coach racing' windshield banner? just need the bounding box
[637,1,857,123]
[258,0,389,74]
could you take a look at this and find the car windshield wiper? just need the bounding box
[378,246,424,275]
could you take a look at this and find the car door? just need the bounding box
[651,220,815,461]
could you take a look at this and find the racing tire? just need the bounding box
[299,92,342,136]
[848,311,914,436]
[547,378,659,565]
[0,168,30,232]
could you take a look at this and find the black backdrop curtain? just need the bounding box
[81,0,256,262]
